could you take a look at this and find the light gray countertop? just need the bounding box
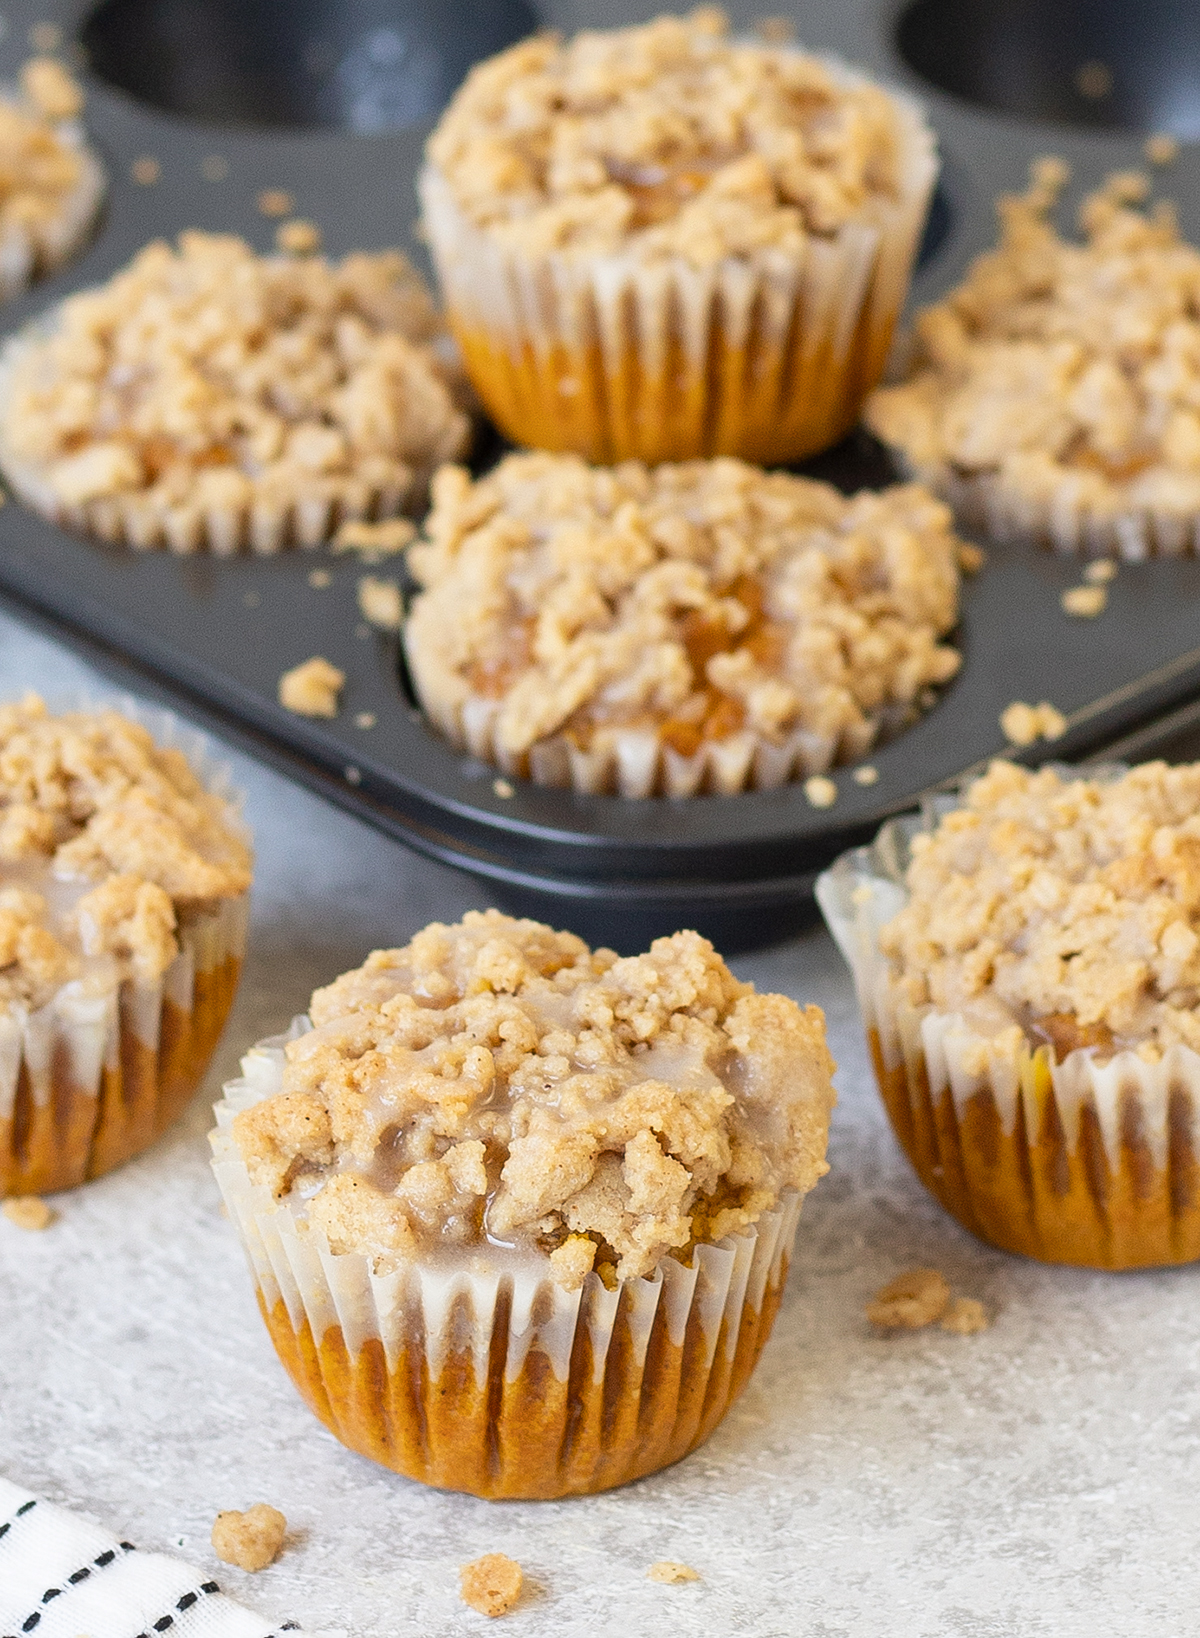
[1,608,1198,1638]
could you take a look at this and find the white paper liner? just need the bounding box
[420,59,936,465]
[0,100,104,305]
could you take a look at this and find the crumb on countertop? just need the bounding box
[1062,583,1107,617]
[867,1267,950,1329]
[357,574,404,631]
[648,1561,701,1583]
[211,1504,287,1572]
[276,217,322,255]
[941,1295,990,1335]
[279,656,345,718]
[3,1194,55,1230]
[460,1553,523,1617]
[1000,700,1067,747]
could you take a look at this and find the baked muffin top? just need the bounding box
[232,910,835,1287]
[0,694,251,1011]
[881,759,1200,1062]
[406,452,962,764]
[0,232,469,524]
[426,7,903,263]
[867,164,1200,521]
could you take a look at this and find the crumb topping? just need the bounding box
[1,232,470,527]
[1000,700,1066,747]
[407,453,962,768]
[232,910,835,1285]
[460,1553,523,1617]
[881,759,1200,1059]
[868,163,1200,522]
[866,1267,949,1329]
[427,8,903,264]
[0,60,87,232]
[211,1505,287,1573]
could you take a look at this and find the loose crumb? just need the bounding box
[307,567,332,589]
[211,1504,287,1572]
[867,1267,950,1329]
[1084,559,1117,584]
[957,542,987,574]
[1000,700,1067,747]
[460,1553,523,1617]
[804,774,838,808]
[493,778,514,798]
[1062,583,1107,617]
[20,57,83,121]
[276,218,322,255]
[28,21,62,52]
[279,656,344,718]
[941,1296,990,1335]
[357,574,404,631]
[131,156,161,185]
[344,765,362,785]
[3,1195,55,1230]
[648,1561,701,1584]
[354,711,377,730]
[257,188,295,218]
[852,764,879,786]
[331,517,415,559]
[1074,60,1113,100]
[1145,132,1180,167]
[200,154,228,182]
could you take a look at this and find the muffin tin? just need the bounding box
[2,0,1200,953]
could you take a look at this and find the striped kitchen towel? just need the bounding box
[0,1478,314,1638]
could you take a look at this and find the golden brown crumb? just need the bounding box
[648,1561,701,1583]
[354,711,377,730]
[200,154,228,182]
[867,1267,950,1329]
[211,1505,287,1573]
[131,156,160,185]
[941,1296,990,1335]
[276,218,322,255]
[460,1553,523,1617]
[957,542,987,574]
[1145,133,1181,167]
[20,58,83,121]
[307,567,332,589]
[357,574,404,631]
[1000,700,1066,746]
[279,656,344,718]
[1062,583,1107,617]
[1084,559,1117,583]
[257,188,294,218]
[804,775,838,809]
[3,1195,55,1230]
[331,518,416,557]
[27,22,62,52]
[852,764,879,786]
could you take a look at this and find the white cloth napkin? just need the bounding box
[0,1478,313,1638]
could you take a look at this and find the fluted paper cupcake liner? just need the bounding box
[816,796,1200,1267]
[212,1025,801,1499]
[420,65,936,466]
[0,101,104,305]
[0,695,249,1196]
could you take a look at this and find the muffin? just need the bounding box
[867,162,1200,558]
[817,759,1200,1268]
[404,452,964,797]
[0,232,470,553]
[0,694,251,1196]
[211,910,835,1498]
[420,8,936,465]
[0,58,104,305]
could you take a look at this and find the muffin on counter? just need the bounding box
[420,8,936,464]
[404,452,964,796]
[818,759,1200,1268]
[868,162,1200,558]
[0,232,470,553]
[211,909,835,1499]
[0,693,251,1196]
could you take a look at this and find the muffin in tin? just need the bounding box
[211,910,835,1499]
[818,759,1200,1268]
[0,694,251,1196]
[404,451,964,797]
[0,232,470,553]
[868,162,1200,558]
[421,8,936,465]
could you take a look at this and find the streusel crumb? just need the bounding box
[1062,584,1107,617]
[233,910,836,1285]
[2,1194,55,1229]
[257,188,294,218]
[357,575,403,631]
[428,9,904,265]
[19,58,83,121]
[0,63,89,245]
[279,656,345,718]
[460,1553,523,1617]
[211,1504,287,1572]
[648,1561,701,1583]
[332,517,415,558]
[866,1267,950,1329]
[1000,700,1066,747]
[276,218,322,256]
[941,1296,990,1335]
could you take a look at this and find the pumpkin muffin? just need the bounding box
[818,758,1200,1268]
[420,8,936,464]
[0,694,251,1196]
[868,162,1200,558]
[0,232,470,552]
[404,452,964,796]
[211,910,835,1498]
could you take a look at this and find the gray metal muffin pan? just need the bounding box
[0,0,1199,952]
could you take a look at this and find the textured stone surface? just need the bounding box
[1,610,1199,1637]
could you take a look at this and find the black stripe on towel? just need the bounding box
[6,1539,136,1635]
[130,1577,234,1638]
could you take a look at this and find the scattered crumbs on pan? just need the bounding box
[332,517,415,560]
[131,156,161,185]
[357,574,403,631]
[1084,559,1117,584]
[493,778,514,799]
[279,656,344,718]
[852,764,879,786]
[257,187,295,218]
[804,774,837,809]
[1062,583,1107,618]
[211,1504,287,1573]
[941,1296,991,1335]
[460,1553,523,1618]
[344,765,362,785]
[753,15,794,43]
[354,711,377,730]
[647,1562,700,1584]
[957,541,986,574]
[3,1195,55,1231]
[27,20,62,51]
[307,567,332,589]
[1145,132,1180,167]
[1074,59,1113,101]
[867,1267,950,1330]
[1000,700,1067,747]
[276,218,322,255]
[200,154,229,182]
[243,589,260,608]
[20,57,82,119]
